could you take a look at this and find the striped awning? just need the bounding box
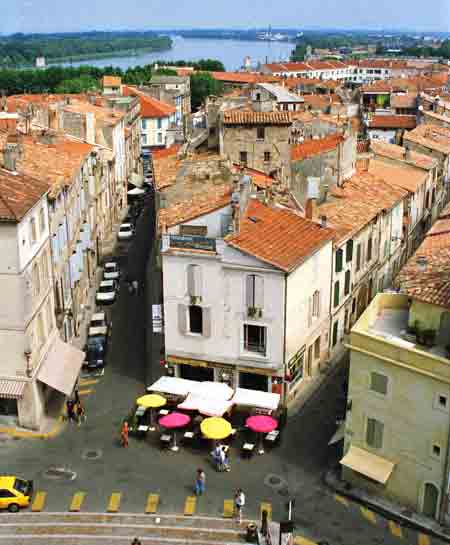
[0,379,27,399]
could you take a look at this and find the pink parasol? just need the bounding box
[246,415,278,434]
[159,412,190,429]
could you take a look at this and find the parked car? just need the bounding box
[0,476,33,512]
[95,280,118,305]
[89,311,110,330]
[117,223,135,241]
[103,261,120,281]
[84,319,109,370]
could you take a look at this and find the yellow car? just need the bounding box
[0,476,33,512]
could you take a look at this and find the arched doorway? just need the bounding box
[422,482,440,519]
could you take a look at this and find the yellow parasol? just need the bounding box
[136,394,167,409]
[200,417,233,440]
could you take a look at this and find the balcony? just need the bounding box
[169,235,216,253]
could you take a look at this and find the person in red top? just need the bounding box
[121,421,129,447]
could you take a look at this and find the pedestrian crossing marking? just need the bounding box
[31,491,46,512]
[260,502,272,521]
[69,492,86,512]
[79,379,99,387]
[107,492,121,512]
[184,496,196,516]
[388,521,402,538]
[145,494,159,514]
[294,537,317,545]
[78,389,93,396]
[418,534,430,545]
[334,494,349,507]
[223,499,234,518]
[360,507,376,524]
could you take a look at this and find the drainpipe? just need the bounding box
[282,272,288,409]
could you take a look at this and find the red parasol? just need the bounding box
[159,412,191,429]
[246,415,278,433]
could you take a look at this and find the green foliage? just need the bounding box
[190,72,224,110]
[55,75,99,94]
[0,32,172,67]
[154,68,178,76]
[154,58,225,72]
[291,44,308,61]
[403,40,450,59]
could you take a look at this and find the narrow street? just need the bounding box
[0,193,445,545]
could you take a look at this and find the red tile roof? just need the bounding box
[368,114,417,130]
[370,140,437,170]
[368,158,428,193]
[123,86,176,118]
[223,110,292,125]
[404,124,450,155]
[291,134,344,161]
[0,168,49,222]
[102,76,122,87]
[211,72,279,84]
[226,199,334,272]
[390,93,418,109]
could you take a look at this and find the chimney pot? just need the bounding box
[320,215,327,228]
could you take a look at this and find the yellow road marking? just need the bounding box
[79,379,99,387]
[294,537,317,545]
[223,499,234,518]
[78,389,93,396]
[107,492,121,512]
[388,521,402,538]
[334,494,349,507]
[145,494,159,514]
[360,507,376,524]
[418,534,431,545]
[69,492,86,512]
[184,496,196,516]
[260,502,272,521]
[31,491,46,512]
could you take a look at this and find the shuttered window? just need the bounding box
[346,240,353,262]
[356,243,362,271]
[344,270,351,296]
[370,372,388,395]
[335,248,343,273]
[334,281,340,308]
[367,237,373,262]
[178,304,187,334]
[366,418,384,449]
[332,321,339,347]
[187,265,202,298]
[246,275,264,310]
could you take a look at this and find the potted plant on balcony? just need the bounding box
[190,295,202,305]
[248,306,262,318]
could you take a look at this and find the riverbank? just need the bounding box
[46,45,173,66]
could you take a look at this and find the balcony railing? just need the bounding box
[169,235,216,252]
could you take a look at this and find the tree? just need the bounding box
[55,75,98,94]
[190,72,224,111]
[154,68,178,76]
[194,59,225,72]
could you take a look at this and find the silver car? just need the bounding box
[95,280,117,305]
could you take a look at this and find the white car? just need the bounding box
[103,262,120,281]
[95,280,117,305]
[117,223,134,241]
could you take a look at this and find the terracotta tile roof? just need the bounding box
[226,199,334,272]
[291,134,343,161]
[368,158,428,193]
[317,170,407,242]
[390,93,418,109]
[159,184,232,229]
[223,110,292,125]
[404,124,450,155]
[152,147,181,191]
[211,72,279,84]
[396,207,450,308]
[423,110,450,124]
[232,165,275,188]
[0,168,49,222]
[123,86,176,118]
[370,140,437,170]
[102,76,122,87]
[368,114,417,130]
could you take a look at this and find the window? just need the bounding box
[244,324,266,355]
[141,134,147,146]
[356,243,362,271]
[157,133,163,144]
[346,240,353,262]
[288,348,304,384]
[29,217,37,244]
[370,372,388,395]
[240,151,248,166]
[334,281,340,308]
[246,274,264,311]
[312,290,320,318]
[189,305,203,334]
[335,248,343,273]
[255,93,261,101]
[0,490,16,498]
[187,264,202,299]
[432,444,441,458]
[367,237,373,262]
[32,263,40,296]
[157,118,162,130]
[180,225,207,236]
[141,119,148,130]
[256,126,265,140]
[435,393,448,411]
[264,151,271,162]
[352,298,356,314]
[39,207,46,234]
[332,321,339,347]
[378,275,384,293]
[314,336,321,359]
[344,270,351,296]
[366,417,384,449]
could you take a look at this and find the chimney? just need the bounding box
[3,142,18,172]
[305,198,317,220]
[320,215,327,228]
[404,144,412,161]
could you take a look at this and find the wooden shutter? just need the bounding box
[202,307,212,338]
[254,276,264,309]
[187,265,202,298]
[178,304,187,334]
[246,275,255,308]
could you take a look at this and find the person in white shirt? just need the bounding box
[234,488,245,522]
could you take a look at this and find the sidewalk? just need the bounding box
[325,467,450,543]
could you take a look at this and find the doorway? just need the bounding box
[179,364,213,382]
[422,482,440,519]
[239,372,268,392]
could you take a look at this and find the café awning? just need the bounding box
[231,388,280,411]
[340,446,395,485]
[0,379,27,399]
[37,338,84,396]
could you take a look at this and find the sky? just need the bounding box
[1,0,449,34]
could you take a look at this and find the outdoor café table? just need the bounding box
[159,412,191,452]
[136,394,167,431]
[246,415,278,455]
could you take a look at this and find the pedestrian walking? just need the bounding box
[234,488,245,523]
[121,421,129,448]
[195,468,206,496]
[76,402,86,426]
[66,399,76,423]
[132,279,139,295]
[131,538,142,545]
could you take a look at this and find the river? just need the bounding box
[59,36,295,71]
